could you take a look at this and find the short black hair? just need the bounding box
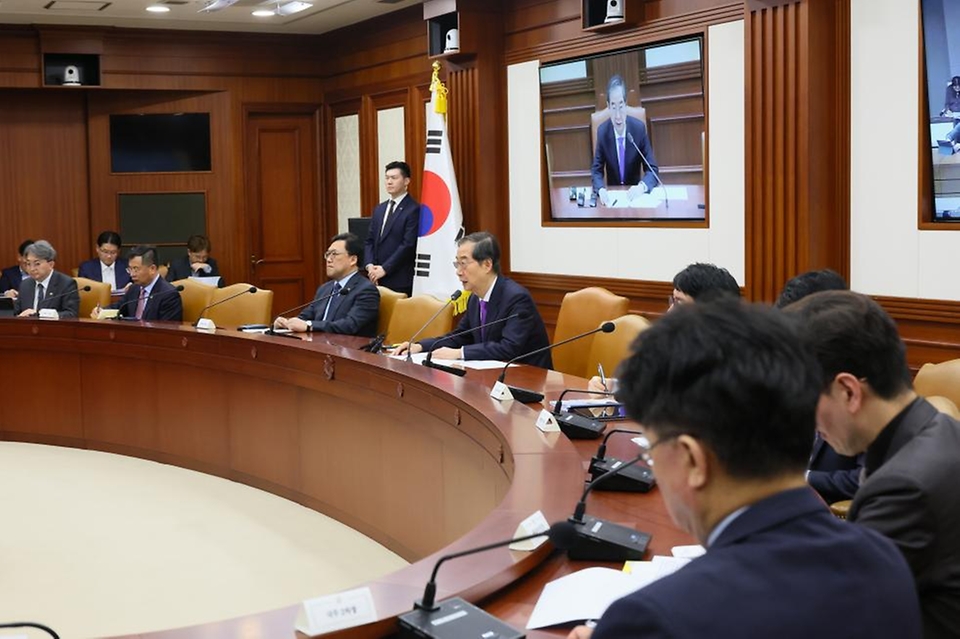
[952,76,960,86]
[775,269,848,309]
[128,245,159,268]
[784,290,912,399]
[616,299,821,479]
[459,231,501,275]
[385,161,411,179]
[186,235,211,253]
[331,232,363,258]
[96,231,122,248]
[672,263,741,300]
[18,239,35,256]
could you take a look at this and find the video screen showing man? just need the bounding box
[12,240,80,319]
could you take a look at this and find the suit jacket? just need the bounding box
[590,116,659,194]
[298,271,379,337]
[418,277,552,368]
[112,276,183,322]
[77,258,131,290]
[850,398,960,639]
[0,264,26,294]
[362,194,420,296]
[807,434,863,503]
[166,255,222,285]
[12,271,80,318]
[593,488,921,639]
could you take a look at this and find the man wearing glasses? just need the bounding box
[396,231,551,367]
[571,300,921,639]
[95,245,182,321]
[77,230,131,292]
[274,232,379,337]
[166,234,223,286]
[13,240,80,319]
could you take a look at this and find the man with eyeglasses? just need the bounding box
[396,231,551,367]
[94,245,183,321]
[570,300,921,639]
[12,240,80,319]
[274,232,379,337]
[785,291,960,639]
[166,234,223,286]
[77,230,131,292]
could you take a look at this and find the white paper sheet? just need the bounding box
[526,566,660,629]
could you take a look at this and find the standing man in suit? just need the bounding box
[77,230,131,292]
[397,232,552,368]
[166,234,222,285]
[570,300,921,639]
[274,232,379,337]
[13,240,80,318]
[787,291,960,639]
[363,161,420,296]
[1,238,35,298]
[590,74,661,207]
[95,245,183,321]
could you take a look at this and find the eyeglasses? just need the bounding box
[324,250,345,259]
[24,260,49,269]
[452,259,476,271]
[97,248,119,257]
[636,432,683,466]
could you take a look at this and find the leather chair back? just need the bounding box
[205,283,274,327]
[914,359,960,410]
[173,278,217,324]
[584,313,652,379]
[74,277,111,318]
[377,286,408,336]
[590,103,648,152]
[387,295,455,344]
[552,287,629,376]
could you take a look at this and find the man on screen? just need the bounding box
[590,74,661,207]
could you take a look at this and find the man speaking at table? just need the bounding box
[95,245,183,321]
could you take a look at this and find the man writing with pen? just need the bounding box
[91,245,183,321]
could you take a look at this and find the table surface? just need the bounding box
[549,185,706,220]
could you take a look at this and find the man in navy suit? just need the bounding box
[571,300,920,639]
[95,245,182,322]
[590,74,660,207]
[363,160,420,296]
[274,232,379,337]
[77,230,131,291]
[12,240,80,319]
[1,238,34,298]
[398,232,552,368]
[165,234,222,286]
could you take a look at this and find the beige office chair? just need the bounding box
[926,395,960,420]
[377,286,408,337]
[159,264,169,280]
[551,287,629,376]
[584,314,652,379]
[914,359,960,409]
[386,295,455,345]
[173,278,217,324]
[74,277,111,318]
[205,283,273,327]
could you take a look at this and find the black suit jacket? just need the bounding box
[418,277,552,369]
[297,271,379,337]
[593,488,921,639]
[0,265,26,294]
[13,271,80,318]
[850,398,960,639]
[77,258,131,290]
[362,194,420,296]
[113,276,183,322]
[166,255,222,285]
[807,434,863,503]
[590,116,659,194]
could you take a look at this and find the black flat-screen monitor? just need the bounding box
[110,113,212,173]
[539,37,705,221]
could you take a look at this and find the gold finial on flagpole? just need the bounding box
[430,60,448,115]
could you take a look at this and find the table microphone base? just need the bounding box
[398,597,524,639]
[568,514,651,562]
[423,359,467,377]
[588,458,656,492]
[507,385,544,403]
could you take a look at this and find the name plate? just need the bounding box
[490,380,514,401]
[295,586,378,636]
[535,409,560,433]
[509,510,551,551]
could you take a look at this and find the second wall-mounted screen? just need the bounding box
[110,113,212,174]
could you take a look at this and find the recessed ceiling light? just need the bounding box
[276,1,312,16]
[146,4,170,12]
[251,8,274,16]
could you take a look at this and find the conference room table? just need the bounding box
[549,185,706,220]
[0,317,692,639]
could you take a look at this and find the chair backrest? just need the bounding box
[377,286,408,336]
[552,287,630,376]
[926,395,960,420]
[386,295,455,344]
[584,313,652,379]
[205,283,274,327]
[159,264,169,280]
[74,277,111,318]
[71,267,79,277]
[173,278,217,324]
[914,359,960,410]
[590,104,648,152]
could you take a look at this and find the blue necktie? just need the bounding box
[322,282,342,321]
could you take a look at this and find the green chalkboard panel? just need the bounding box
[118,192,206,250]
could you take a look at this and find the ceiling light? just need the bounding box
[276,1,312,16]
[146,4,170,12]
[198,0,238,12]
[251,8,274,16]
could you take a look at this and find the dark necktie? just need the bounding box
[617,136,626,184]
[380,200,396,237]
[322,282,342,321]
[35,283,45,310]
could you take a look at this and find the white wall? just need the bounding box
[507,20,745,284]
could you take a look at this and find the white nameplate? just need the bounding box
[38,308,59,319]
[535,409,560,433]
[509,509,550,551]
[97,308,119,320]
[195,318,217,331]
[490,380,514,401]
[295,586,378,635]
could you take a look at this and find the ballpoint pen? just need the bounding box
[598,363,607,391]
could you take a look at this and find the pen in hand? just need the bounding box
[598,363,607,391]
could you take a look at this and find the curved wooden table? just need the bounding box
[0,318,691,638]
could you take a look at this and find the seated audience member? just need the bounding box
[1,239,35,298]
[786,291,960,638]
[77,230,131,292]
[570,300,921,639]
[274,232,379,337]
[94,245,183,322]
[776,268,862,503]
[166,234,222,284]
[396,232,552,368]
[12,240,80,319]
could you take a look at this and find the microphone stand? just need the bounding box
[627,131,669,209]
[405,290,462,362]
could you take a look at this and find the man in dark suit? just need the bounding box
[166,234,222,285]
[590,74,660,207]
[77,230,131,291]
[274,232,379,337]
[788,291,960,639]
[363,160,420,296]
[12,240,80,319]
[1,238,34,298]
[398,232,551,368]
[571,300,920,639]
[97,245,182,322]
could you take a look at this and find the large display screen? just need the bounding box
[922,0,960,221]
[110,113,212,174]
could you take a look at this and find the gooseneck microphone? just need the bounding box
[114,284,185,319]
[267,286,351,335]
[423,311,529,376]
[549,387,615,439]
[405,290,462,362]
[32,284,91,312]
[493,321,616,404]
[589,427,656,492]
[627,131,669,209]
[193,286,258,327]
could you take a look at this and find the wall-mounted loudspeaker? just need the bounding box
[604,0,624,23]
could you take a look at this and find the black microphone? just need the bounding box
[627,131,669,209]
[423,311,530,377]
[0,622,59,639]
[398,521,579,639]
[267,285,351,334]
[493,321,616,404]
[31,284,91,313]
[405,290,462,362]
[549,387,611,440]
[589,427,656,493]
[114,284,185,319]
[193,286,258,327]
[567,451,653,561]
[360,332,387,353]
